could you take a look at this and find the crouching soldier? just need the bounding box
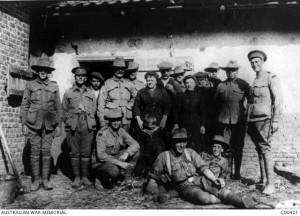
[21,58,62,191]
[62,66,97,188]
[92,109,140,189]
[145,129,255,208]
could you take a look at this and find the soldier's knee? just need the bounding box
[107,166,120,179]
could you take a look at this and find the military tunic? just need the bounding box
[20,78,62,157]
[62,84,97,158]
[98,77,136,131]
[247,70,283,153]
[93,127,140,180]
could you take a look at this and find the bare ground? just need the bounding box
[2,170,300,210]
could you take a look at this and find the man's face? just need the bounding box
[114,68,125,79]
[110,119,121,130]
[160,69,171,80]
[226,69,238,81]
[146,76,157,89]
[75,75,87,85]
[212,143,223,157]
[210,70,219,78]
[128,71,137,80]
[175,73,185,83]
[91,77,101,91]
[185,78,196,91]
[173,141,187,155]
[197,78,207,87]
[38,70,49,81]
[250,57,264,73]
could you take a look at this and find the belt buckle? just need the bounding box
[79,115,85,121]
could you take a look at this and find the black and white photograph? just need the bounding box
[0,0,300,212]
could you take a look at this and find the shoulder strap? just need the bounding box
[166,151,172,176]
[184,148,192,162]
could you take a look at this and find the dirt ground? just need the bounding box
[2,170,300,210]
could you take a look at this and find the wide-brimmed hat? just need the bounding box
[126,62,139,71]
[72,66,89,75]
[211,135,230,150]
[91,72,104,82]
[157,61,174,70]
[171,128,191,143]
[31,58,55,73]
[112,57,126,68]
[105,109,123,120]
[204,62,219,73]
[248,50,267,62]
[220,60,240,71]
[183,75,197,84]
[194,72,208,79]
[171,66,185,76]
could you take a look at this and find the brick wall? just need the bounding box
[241,112,300,176]
[0,3,30,175]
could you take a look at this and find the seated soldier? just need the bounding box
[92,109,140,189]
[136,114,168,177]
[145,130,255,208]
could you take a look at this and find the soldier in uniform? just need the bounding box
[125,61,145,92]
[62,66,97,188]
[205,62,222,88]
[171,66,186,92]
[247,50,283,195]
[145,129,255,208]
[98,57,136,132]
[216,60,250,179]
[21,58,62,191]
[92,109,140,189]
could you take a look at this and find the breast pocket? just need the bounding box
[107,87,120,101]
[171,161,182,182]
[253,85,269,97]
[232,89,244,101]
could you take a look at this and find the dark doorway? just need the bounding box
[77,57,134,86]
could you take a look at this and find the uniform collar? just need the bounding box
[72,84,87,92]
[108,126,120,137]
[256,69,267,78]
[225,77,238,84]
[113,76,124,83]
[36,78,50,85]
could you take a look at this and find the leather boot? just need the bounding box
[219,189,255,209]
[122,165,134,185]
[262,152,276,195]
[233,151,243,180]
[71,157,82,188]
[81,158,92,186]
[157,190,179,203]
[30,155,41,191]
[42,156,53,190]
[257,154,267,185]
[225,151,233,179]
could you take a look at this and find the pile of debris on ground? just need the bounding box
[1,170,300,209]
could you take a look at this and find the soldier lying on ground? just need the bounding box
[92,109,140,189]
[144,129,255,208]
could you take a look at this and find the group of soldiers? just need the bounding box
[20,49,282,208]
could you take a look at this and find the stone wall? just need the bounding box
[0,3,30,175]
[242,113,300,176]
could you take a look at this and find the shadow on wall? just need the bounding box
[22,140,31,176]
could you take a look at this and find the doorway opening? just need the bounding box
[76,56,134,87]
